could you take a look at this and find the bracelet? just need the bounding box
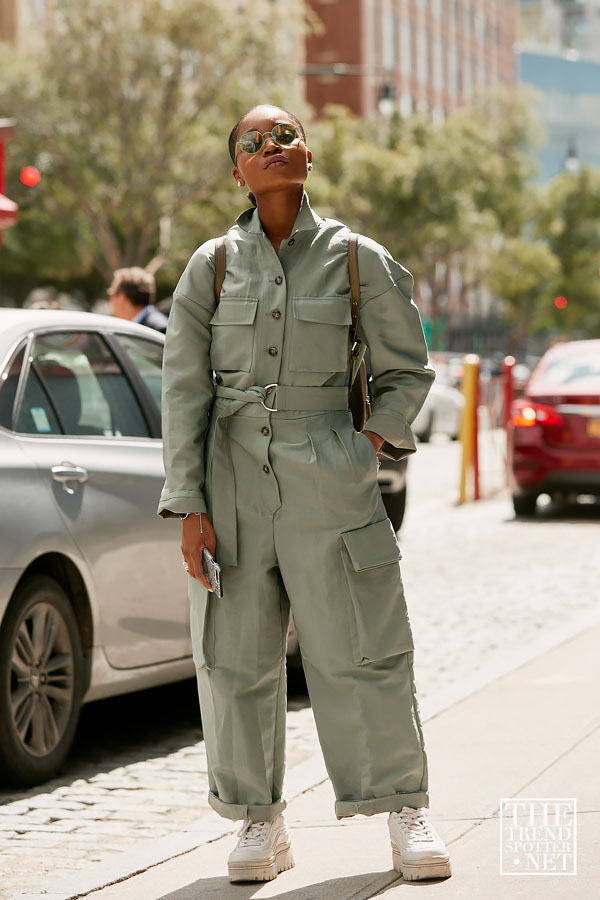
[180,512,203,532]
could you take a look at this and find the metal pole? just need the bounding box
[458,354,480,503]
[502,356,515,483]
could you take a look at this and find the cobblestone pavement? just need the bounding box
[0,689,319,898]
[400,433,599,699]
[1,433,598,898]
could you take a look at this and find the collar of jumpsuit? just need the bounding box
[235,189,324,236]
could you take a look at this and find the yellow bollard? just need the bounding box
[458,354,480,504]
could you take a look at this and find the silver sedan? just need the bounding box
[0,309,192,786]
[412,365,465,442]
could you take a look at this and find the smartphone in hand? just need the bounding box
[202,547,223,598]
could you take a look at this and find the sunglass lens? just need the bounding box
[273,123,297,145]
[238,131,263,154]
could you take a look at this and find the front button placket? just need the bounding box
[255,233,287,498]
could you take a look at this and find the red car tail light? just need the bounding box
[511,400,564,428]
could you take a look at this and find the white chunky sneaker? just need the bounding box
[227,814,294,883]
[388,807,452,882]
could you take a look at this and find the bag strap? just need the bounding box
[214,236,226,303]
[347,233,361,387]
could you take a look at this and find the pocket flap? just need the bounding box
[293,297,352,325]
[210,298,258,326]
[341,518,401,571]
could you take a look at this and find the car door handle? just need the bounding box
[51,463,89,484]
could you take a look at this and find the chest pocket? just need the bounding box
[288,297,352,373]
[209,298,258,372]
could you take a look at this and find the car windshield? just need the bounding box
[537,350,600,389]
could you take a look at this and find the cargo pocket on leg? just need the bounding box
[189,577,215,670]
[340,518,414,665]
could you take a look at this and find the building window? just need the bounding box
[382,1,397,71]
[400,93,414,116]
[417,27,427,83]
[400,18,413,77]
[434,37,443,91]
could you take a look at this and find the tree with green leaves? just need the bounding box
[486,236,561,344]
[535,167,600,334]
[307,91,542,343]
[0,0,306,301]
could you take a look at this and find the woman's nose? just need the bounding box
[262,135,281,154]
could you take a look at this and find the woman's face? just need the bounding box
[232,106,311,199]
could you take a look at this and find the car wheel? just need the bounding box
[382,486,407,532]
[0,575,84,787]
[512,492,538,517]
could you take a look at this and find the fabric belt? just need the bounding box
[210,383,349,566]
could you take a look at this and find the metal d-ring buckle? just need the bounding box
[260,383,278,412]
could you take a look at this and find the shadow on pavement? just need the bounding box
[146,871,401,900]
[0,673,310,802]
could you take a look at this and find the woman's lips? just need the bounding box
[265,157,288,169]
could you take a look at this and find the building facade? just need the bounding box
[518,2,600,181]
[519,0,600,60]
[304,0,517,118]
[519,50,600,181]
[0,0,46,48]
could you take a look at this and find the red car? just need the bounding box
[508,339,600,515]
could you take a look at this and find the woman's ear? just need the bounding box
[232,167,244,187]
[306,149,313,171]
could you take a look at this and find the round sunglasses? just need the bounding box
[236,122,300,158]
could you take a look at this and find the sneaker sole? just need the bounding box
[228,843,294,883]
[392,846,452,881]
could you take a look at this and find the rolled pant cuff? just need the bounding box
[208,791,287,823]
[335,790,429,820]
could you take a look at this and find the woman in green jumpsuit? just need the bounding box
[158,105,452,884]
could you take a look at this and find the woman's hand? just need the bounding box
[362,430,384,454]
[181,514,217,590]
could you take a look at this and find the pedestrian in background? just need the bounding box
[158,104,452,885]
[107,267,168,333]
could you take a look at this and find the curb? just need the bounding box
[15,605,600,900]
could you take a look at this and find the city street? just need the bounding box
[2,4,599,898]
[0,433,598,898]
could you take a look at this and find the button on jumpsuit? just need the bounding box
[157,192,436,823]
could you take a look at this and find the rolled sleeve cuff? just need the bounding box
[363,412,417,462]
[157,490,207,519]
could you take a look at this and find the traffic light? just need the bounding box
[19,166,41,187]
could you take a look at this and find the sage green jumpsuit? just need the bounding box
[157,191,435,823]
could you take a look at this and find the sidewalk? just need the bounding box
[16,624,600,900]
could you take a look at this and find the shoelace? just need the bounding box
[394,808,435,842]
[236,819,270,847]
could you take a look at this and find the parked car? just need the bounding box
[412,365,464,442]
[0,309,192,786]
[0,309,412,782]
[508,339,600,516]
